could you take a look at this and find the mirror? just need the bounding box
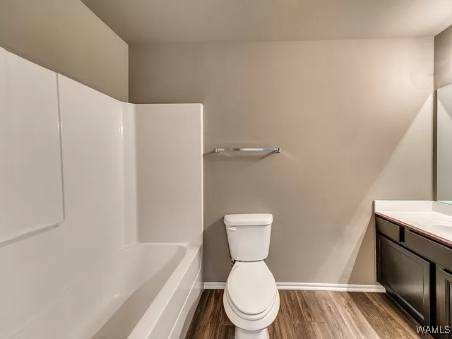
[437,84,452,204]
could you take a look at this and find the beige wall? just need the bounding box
[131,38,434,284]
[434,25,452,201]
[436,85,452,201]
[435,25,452,89]
[0,0,128,101]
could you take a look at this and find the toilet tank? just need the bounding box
[224,214,273,261]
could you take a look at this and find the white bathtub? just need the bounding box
[10,243,202,339]
[90,243,202,339]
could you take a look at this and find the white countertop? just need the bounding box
[374,200,452,247]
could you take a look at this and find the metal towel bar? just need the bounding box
[212,146,281,154]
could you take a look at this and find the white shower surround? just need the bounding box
[0,49,203,338]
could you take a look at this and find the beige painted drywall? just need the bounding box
[435,25,452,89]
[130,38,434,284]
[434,25,452,202]
[436,85,452,201]
[0,0,128,101]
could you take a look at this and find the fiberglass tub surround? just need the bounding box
[0,47,203,339]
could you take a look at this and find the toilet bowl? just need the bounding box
[223,214,279,339]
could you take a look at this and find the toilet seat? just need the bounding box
[223,286,280,332]
[224,261,279,332]
[224,289,275,321]
[226,261,277,316]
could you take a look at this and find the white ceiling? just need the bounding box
[81,0,452,44]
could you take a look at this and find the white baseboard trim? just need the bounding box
[276,282,385,292]
[204,282,226,289]
[204,281,385,293]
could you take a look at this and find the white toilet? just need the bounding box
[223,214,279,339]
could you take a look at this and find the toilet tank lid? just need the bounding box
[224,213,273,226]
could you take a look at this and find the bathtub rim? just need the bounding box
[128,242,201,339]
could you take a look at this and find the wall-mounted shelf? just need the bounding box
[212,146,281,155]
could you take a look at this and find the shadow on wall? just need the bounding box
[347,219,375,283]
[307,95,434,284]
[203,218,232,283]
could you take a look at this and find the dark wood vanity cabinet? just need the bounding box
[436,267,452,337]
[376,215,452,334]
[377,234,432,325]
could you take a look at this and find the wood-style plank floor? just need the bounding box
[186,290,431,339]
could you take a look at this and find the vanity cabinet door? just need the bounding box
[436,267,452,338]
[377,235,432,325]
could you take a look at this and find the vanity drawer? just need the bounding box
[405,230,452,272]
[376,216,401,242]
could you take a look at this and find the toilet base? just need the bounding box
[235,327,269,339]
